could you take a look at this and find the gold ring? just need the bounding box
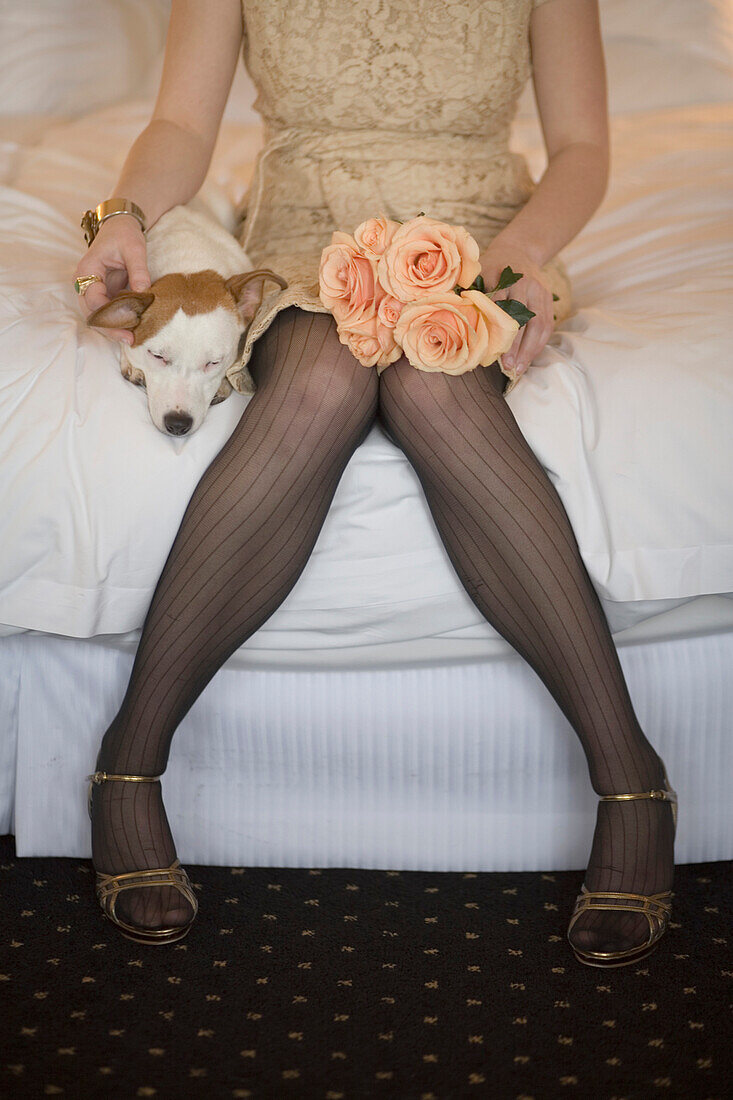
[74,274,104,295]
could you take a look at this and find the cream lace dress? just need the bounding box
[227,0,572,399]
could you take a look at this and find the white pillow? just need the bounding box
[517,0,733,119]
[0,0,269,128]
[0,0,171,117]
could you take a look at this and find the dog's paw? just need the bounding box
[121,361,146,388]
[210,376,234,405]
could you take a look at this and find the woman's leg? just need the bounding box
[92,307,379,930]
[378,357,675,954]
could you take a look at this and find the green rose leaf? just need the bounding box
[491,265,523,293]
[552,293,559,301]
[495,298,536,327]
[473,274,485,293]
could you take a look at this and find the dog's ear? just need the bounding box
[225,270,288,326]
[87,290,155,332]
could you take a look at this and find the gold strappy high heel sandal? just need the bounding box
[87,770,198,945]
[567,762,678,969]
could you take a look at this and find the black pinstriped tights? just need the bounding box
[91,306,674,956]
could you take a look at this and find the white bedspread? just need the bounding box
[1,94,731,660]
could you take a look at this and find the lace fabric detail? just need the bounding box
[227,0,573,397]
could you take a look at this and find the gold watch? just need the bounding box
[81,198,147,247]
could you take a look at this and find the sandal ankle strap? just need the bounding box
[87,771,163,785]
[598,787,673,805]
[599,787,676,804]
[86,769,164,827]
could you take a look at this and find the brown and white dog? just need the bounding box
[87,201,286,436]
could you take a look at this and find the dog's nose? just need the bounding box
[164,412,193,436]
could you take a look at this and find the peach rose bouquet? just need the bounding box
[318,212,559,375]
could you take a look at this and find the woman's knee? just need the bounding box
[379,356,499,424]
[378,355,508,456]
[250,307,379,425]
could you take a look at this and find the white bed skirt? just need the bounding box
[2,627,732,870]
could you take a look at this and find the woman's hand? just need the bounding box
[74,215,151,345]
[478,242,556,379]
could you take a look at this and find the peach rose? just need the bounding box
[463,289,523,364]
[377,293,404,330]
[338,313,403,369]
[377,215,482,303]
[354,214,401,259]
[319,230,380,328]
[393,289,519,376]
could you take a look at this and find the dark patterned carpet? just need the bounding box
[0,836,730,1099]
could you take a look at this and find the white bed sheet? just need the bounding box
[1,100,732,664]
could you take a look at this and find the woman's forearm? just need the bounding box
[491,140,610,268]
[110,118,213,230]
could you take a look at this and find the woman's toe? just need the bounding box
[569,913,649,956]
[117,886,194,931]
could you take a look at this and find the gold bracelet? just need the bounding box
[81,198,147,247]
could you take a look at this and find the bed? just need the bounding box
[1,0,732,870]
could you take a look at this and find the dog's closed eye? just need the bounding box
[148,350,169,365]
